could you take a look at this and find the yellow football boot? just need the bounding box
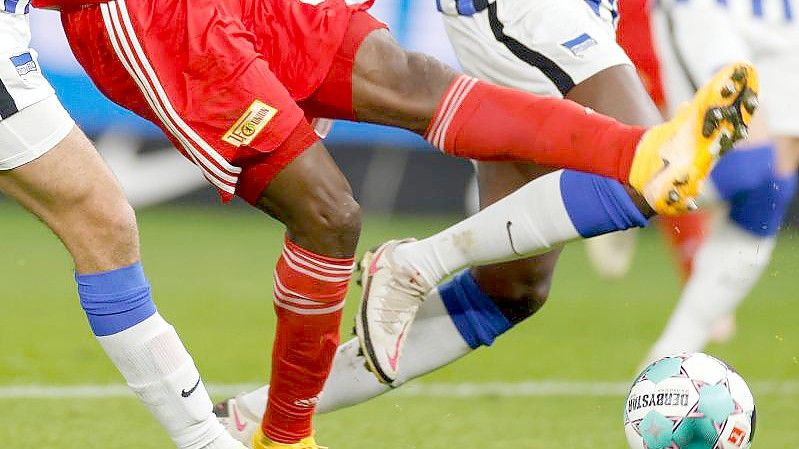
[629,62,759,216]
[252,427,326,449]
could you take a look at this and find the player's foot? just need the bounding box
[252,427,325,449]
[629,62,759,216]
[214,396,259,447]
[355,239,432,384]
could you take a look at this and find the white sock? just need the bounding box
[646,215,775,363]
[97,313,244,449]
[392,171,579,286]
[238,287,472,417]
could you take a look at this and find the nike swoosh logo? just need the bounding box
[368,246,388,276]
[181,378,201,398]
[386,322,409,372]
[506,221,522,256]
[232,405,248,432]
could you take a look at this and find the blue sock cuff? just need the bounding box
[439,270,512,349]
[76,262,156,337]
[710,144,776,201]
[729,173,798,237]
[560,170,648,238]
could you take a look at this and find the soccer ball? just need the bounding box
[624,353,756,449]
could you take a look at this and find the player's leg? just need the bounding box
[647,135,799,362]
[643,0,799,362]
[350,33,753,278]
[355,64,670,382]
[351,29,753,217]
[0,110,244,449]
[349,2,760,381]
[61,4,359,446]
[460,60,664,326]
[216,169,562,442]
[214,6,751,424]
[235,140,361,448]
[347,27,755,291]
[0,9,244,446]
[657,213,710,281]
[215,62,670,433]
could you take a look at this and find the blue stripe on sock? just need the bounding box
[710,144,776,202]
[560,170,648,238]
[438,270,512,349]
[729,174,797,237]
[76,262,156,337]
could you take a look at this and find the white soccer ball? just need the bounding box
[624,353,755,449]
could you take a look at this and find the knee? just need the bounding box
[499,277,553,319]
[94,197,139,245]
[729,173,797,237]
[314,193,362,241]
[292,188,362,255]
[80,186,139,247]
[472,264,556,323]
[60,185,140,272]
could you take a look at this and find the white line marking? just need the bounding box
[0,381,796,400]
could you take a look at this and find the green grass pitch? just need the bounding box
[0,202,797,448]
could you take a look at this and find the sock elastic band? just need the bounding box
[76,262,156,337]
[439,270,512,349]
[560,170,648,238]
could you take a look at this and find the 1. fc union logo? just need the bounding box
[222,100,278,147]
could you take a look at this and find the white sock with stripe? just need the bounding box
[646,215,775,363]
[390,170,580,286]
[98,313,245,449]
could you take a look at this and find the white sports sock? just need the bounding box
[646,214,775,363]
[392,171,579,286]
[97,313,244,449]
[238,287,472,417]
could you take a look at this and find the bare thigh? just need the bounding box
[0,126,139,273]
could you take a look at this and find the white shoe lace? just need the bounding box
[372,262,429,334]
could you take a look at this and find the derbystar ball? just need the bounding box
[624,353,755,449]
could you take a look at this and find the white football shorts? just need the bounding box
[0,12,74,170]
[653,0,799,137]
[440,0,633,98]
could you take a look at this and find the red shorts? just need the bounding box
[60,0,385,204]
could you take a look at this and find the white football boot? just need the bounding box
[214,396,260,448]
[355,239,432,384]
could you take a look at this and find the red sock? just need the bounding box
[425,75,647,183]
[263,238,354,443]
[657,212,709,281]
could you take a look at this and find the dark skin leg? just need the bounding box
[349,30,662,321]
[351,29,458,133]
[255,141,361,258]
[351,30,657,214]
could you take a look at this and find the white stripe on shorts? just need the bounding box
[101,1,240,194]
